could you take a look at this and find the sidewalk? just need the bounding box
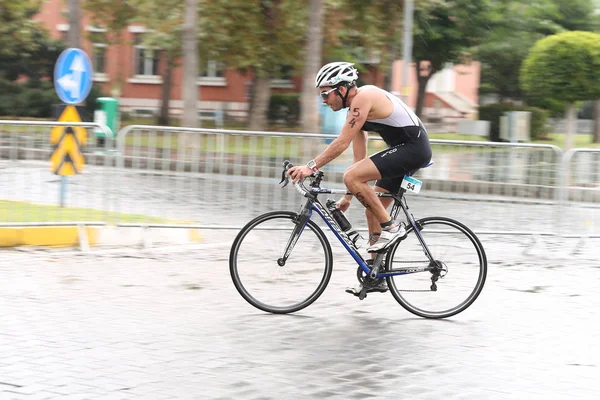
[1,235,599,399]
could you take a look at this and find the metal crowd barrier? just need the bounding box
[559,148,600,237]
[2,121,599,237]
[418,140,563,236]
[114,125,354,228]
[0,120,117,225]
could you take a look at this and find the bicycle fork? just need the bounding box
[277,201,312,267]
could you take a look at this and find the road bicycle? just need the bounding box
[229,160,487,319]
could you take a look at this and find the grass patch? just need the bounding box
[535,133,600,149]
[428,133,488,142]
[123,133,306,157]
[0,200,176,224]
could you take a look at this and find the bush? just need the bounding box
[478,103,549,142]
[0,78,22,116]
[17,82,56,118]
[0,79,105,120]
[526,106,550,140]
[268,93,300,126]
[82,84,106,121]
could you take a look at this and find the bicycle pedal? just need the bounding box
[345,287,368,300]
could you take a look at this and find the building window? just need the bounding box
[271,65,294,89]
[56,24,69,43]
[92,44,106,73]
[87,31,107,74]
[275,65,293,80]
[200,60,224,78]
[197,59,226,86]
[134,35,159,76]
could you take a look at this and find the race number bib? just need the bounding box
[401,176,422,194]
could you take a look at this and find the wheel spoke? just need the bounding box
[230,212,333,314]
[386,217,487,319]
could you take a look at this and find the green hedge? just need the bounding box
[0,79,104,120]
[268,93,300,126]
[478,103,549,142]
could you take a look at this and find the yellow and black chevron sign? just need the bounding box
[50,105,87,175]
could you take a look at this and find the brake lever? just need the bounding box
[279,160,293,187]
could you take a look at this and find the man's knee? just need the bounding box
[343,169,357,188]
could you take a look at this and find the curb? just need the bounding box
[0,226,204,248]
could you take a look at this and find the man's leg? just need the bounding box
[343,158,406,252]
[343,158,391,223]
[344,162,396,296]
[365,188,394,250]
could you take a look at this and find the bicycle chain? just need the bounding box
[387,260,438,292]
[359,259,438,292]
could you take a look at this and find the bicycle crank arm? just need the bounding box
[368,256,386,279]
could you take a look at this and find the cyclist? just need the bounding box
[287,61,432,294]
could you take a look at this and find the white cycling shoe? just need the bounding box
[367,223,407,253]
[345,281,388,296]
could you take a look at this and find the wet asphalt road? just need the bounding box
[1,231,599,399]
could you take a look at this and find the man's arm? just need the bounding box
[340,130,368,202]
[312,96,371,169]
[352,130,368,162]
[287,91,371,184]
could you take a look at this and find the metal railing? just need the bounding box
[558,148,600,237]
[1,120,116,225]
[2,121,599,237]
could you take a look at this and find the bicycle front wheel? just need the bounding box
[229,211,333,314]
[386,217,487,319]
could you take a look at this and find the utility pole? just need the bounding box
[183,0,199,129]
[68,0,81,48]
[301,0,324,133]
[401,0,414,105]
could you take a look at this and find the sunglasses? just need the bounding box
[319,87,339,100]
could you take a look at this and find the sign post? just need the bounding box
[52,48,93,206]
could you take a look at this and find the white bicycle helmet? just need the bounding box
[315,62,358,88]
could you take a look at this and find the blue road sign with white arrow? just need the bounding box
[54,48,93,105]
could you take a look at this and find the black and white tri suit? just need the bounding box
[360,86,432,193]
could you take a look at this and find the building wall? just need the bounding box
[453,62,481,105]
[33,0,252,117]
[390,60,481,109]
[34,0,477,120]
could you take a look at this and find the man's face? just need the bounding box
[319,86,343,111]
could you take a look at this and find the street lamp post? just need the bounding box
[401,0,414,105]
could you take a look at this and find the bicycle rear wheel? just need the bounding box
[229,211,333,314]
[385,217,487,319]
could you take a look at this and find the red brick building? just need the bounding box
[34,0,479,122]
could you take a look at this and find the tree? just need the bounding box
[520,31,600,149]
[324,0,406,83]
[182,0,199,128]
[552,0,599,31]
[0,27,64,83]
[300,0,323,133]
[594,100,600,144]
[477,0,599,104]
[83,0,137,96]
[199,0,308,131]
[130,0,185,125]
[67,0,81,48]
[412,0,494,117]
[0,0,41,57]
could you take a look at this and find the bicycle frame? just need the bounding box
[281,181,436,280]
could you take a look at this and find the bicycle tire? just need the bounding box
[385,217,487,319]
[229,211,333,314]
